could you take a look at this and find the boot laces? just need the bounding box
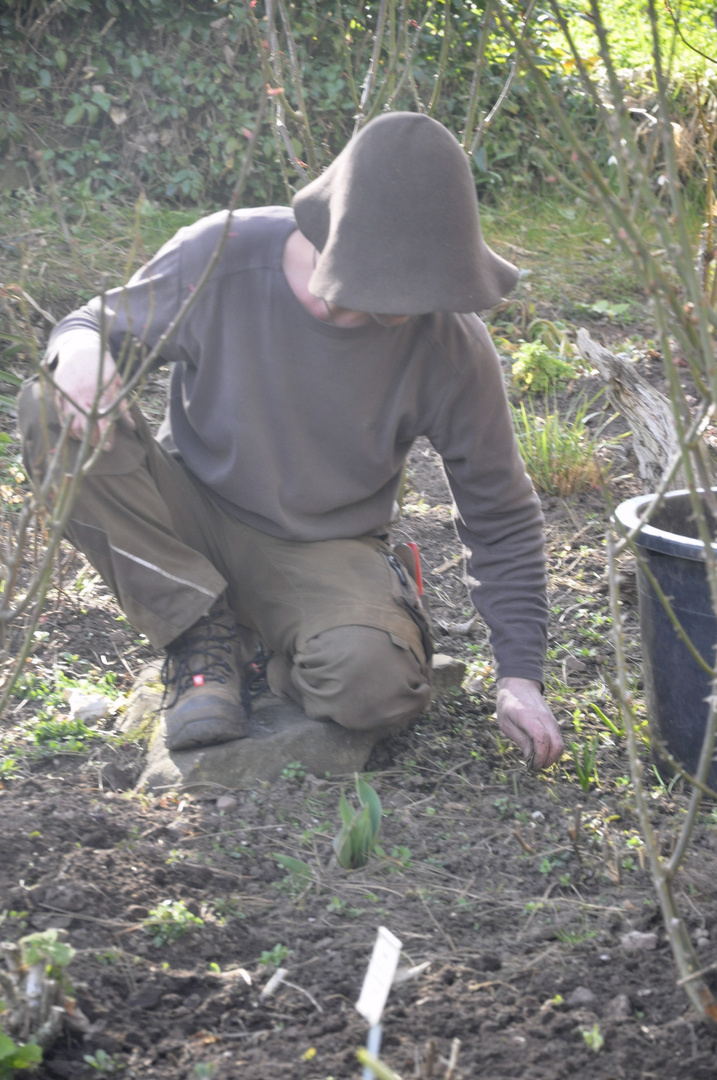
[161,615,237,710]
[241,643,273,713]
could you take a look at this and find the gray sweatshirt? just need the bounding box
[46,206,547,682]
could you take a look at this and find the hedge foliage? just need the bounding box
[1,0,608,206]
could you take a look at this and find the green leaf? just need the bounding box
[91,91,112,113]
[338,790,355,829]
[332,825,355,869]
[20,928,75,969]
[0,1033,43,1070]
[64,104,86,126]
[356,777,381,838]
[10,1042,43,1068]
[275,854,312,882]
[54,47,68,72]
[0,1034,16,1060]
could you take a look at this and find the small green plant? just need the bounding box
[577,298,631,320]
[210,897,246,922]
[0,757,19,779]
[31,716,102,754]
[0,1034,42,1078]
[274,854,313,895]
[650,765,681,797]
[19,929,75,972]
[572,738,599,792]
[580,1023,604,1052]
[12,667,119,723]
[389,845,414,869]
[141,900,204,947]
[95,949,121,965]
[333,774,383,870]
[193,1064,216,1079]
[83,1048,123,1074]
[259,943,290,968]
[511,340,576,394]
[590,702,625,737]
[280,760,307,783]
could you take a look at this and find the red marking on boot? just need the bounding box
[193,674,205,687]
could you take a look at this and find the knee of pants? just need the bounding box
[289,624,431,731]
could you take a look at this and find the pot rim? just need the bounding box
[613,488,717,560]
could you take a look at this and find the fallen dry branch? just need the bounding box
[576,327,685,490]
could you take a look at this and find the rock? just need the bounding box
[68,692,110,724]
[122,653,466,794]
[620,930,658,952]
[127,683,382,793]
[567,986,596,1007]
[604,993,631,1021]
[216,795,238,811]
[116,663,164,737]
[430,653,466,696]
[128,984,164,1010]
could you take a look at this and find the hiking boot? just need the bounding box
[161,597,251,751]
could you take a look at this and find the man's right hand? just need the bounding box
[49,330,135,450]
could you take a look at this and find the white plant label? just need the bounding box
[356,926,403,1027]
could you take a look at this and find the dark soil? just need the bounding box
[3,356,717,1080]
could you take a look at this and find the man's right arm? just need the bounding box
[42,219,193,447]
[48,328,134,449]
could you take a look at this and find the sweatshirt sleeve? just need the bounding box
[424,316,547,684]
[43,213,228,371]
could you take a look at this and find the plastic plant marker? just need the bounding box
[356,925,403,1027]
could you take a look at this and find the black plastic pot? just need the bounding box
[614,489,717,788]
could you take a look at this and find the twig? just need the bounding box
[444,1038,461,1080]
[354,0,388,131]
[0,283,56,326]
[469,0,537,157]
[282,978,324,1012]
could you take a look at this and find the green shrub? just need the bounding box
[510,341,576,395]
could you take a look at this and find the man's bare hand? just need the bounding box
[50,330,135,450]
[496,676,564,770]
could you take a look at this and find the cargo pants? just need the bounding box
[18,376,433,732]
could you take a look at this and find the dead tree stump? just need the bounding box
[576,327,685,491]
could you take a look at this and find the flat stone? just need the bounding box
[120,654,463,794]
[620,930,658,953]
[119,665,381,793]
[138,699,380,793]
[567,986,595,1008]
[430,653,466,697]
[604,993,631,1021]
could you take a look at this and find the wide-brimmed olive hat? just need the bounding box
[292,111,518,314]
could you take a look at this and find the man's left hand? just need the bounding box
[496,676,564,770]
